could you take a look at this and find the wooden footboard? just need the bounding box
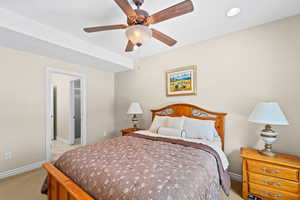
[43,163,94,200]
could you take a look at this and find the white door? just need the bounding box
[69,80,75,145]
[69,79,81,145]
[50,84,55,140]
[74,80,82,143]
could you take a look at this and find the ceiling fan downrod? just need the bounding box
[133,0,144,8]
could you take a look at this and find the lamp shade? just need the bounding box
[127,102,143,115]
[125,25,152,45]
[248,102,289,125]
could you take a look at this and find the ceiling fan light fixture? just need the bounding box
[125,25,152,45]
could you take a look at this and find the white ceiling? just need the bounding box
[1,0,300,61]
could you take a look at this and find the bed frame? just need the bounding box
[43,103,227,200]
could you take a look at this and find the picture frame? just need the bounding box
[166,65,197,97]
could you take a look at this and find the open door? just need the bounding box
[69,79,81,145]
[50,84,55,140]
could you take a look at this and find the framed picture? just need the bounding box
[166,65,197,97]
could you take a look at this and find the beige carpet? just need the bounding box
[51,140,81,161]
[0,168,243,200]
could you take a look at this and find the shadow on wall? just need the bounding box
[227,122,264,173]
[228,150,241,174]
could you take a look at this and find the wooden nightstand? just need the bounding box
[240,148,300,200]
[121,128,143,136]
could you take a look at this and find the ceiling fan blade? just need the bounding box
[114,0,137,18]
[151,29,177,46]
[125,40,135,52]
[83,24,128,33]
[147,0,194,25]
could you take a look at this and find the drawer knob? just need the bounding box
[262,191,283,198]
[261,180,283,186]
[260,167,280,174]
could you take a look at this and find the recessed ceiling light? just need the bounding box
[226,8,241,17]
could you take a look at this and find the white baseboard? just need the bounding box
[57,136,72,145]
[229,171,242,182]
[0,160,46,179]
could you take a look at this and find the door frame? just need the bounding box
[45,67,87,162]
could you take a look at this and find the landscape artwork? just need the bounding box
[166,66,197,96]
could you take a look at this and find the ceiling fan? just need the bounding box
[83,0,194,52]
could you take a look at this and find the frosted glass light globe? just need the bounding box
[125,25,152,45]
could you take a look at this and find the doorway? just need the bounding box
[46,68,87,161]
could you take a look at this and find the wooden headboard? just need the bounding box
[151,104,227,150]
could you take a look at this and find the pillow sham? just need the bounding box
[165,116,185,129]
[149,116,185,133]
[182,117,218,141]
[149,116,168,133]
[157,127,183,138]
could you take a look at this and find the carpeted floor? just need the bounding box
[51,140,82,161]
[0,168,243,200]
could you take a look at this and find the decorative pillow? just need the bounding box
[165,116,185,129]
[149,116,168,133]
[157,127,183,138]
[182,117,218,141]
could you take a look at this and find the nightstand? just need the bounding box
[121,128,143,136]
[240,148,300,200]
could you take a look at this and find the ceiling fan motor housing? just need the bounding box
[127,9,149,25]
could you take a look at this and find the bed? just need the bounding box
[42,103,230,200]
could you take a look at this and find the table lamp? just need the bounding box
[248,102,289,157]
[127,102,143,129]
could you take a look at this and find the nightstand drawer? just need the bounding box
[249,183,300,200]
[248,172,299,193]
[248,160,299,181]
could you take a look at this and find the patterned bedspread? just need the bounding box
[43,133,230,200]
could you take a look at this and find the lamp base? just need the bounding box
[131,114,139,129]
[132,124,138,129]
[259,145,276,157]
[259,125,278,157]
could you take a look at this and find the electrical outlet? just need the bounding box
[4,152,12,160]
[104,131,107,136]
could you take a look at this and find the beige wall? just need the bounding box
[115,15,300,174]
[52,74,78,142]
[0,46,115,172]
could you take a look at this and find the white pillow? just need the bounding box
[149,116,168,133]
[158,127,183,137]
[165,117,185,129]
[182,117,218,141]
[149,116,185,133]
